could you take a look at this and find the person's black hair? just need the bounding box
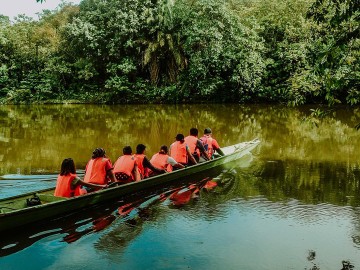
[123,146,132,155]
[190,128,198,136]
[136,144,146,154]
[204,128,212,134]
[60,158,76,176]
[92,148,106,159]
[159,145,168,154]
[175,134,185,142]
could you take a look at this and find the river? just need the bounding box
[0,104,359,269]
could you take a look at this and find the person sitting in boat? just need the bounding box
[169,134,197,167]
[113,146,140,183]
[83,148,116,190]
[149,145,185,176]
[134,143,165,179]
[200,128,225,159]
[184,128,210,164]
[55,158,106,198]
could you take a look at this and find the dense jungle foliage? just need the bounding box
[0,0,359,104]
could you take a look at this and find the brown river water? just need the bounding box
[0,104,360,270]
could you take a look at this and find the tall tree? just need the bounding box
[140,0,187,86]
[306,0,360,105]
[177,0,265,102]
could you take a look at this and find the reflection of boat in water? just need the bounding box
[0,139,260,232]
[94,171,241,255]
[0,165,248,257]
[0,203,118,257]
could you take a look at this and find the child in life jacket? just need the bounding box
[54,158,107,198]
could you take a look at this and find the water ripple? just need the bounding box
[232,196,360,227]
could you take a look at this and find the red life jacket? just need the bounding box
[184,135,200,158]
[84,157,111,185]
[170,141,187,164]
[113,155,136,182]
[150,153,173,172]
[134,154,148,178]
[201,135,214,159]
[54,173,81,198]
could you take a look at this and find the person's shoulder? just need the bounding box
[102,157,112,163]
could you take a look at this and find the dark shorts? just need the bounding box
[114,172,133,184]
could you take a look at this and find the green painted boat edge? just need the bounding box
[0,139,260,232]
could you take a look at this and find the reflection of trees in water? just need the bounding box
[251,160,360,206]
[350,207,360,249]
[1,104,360,175]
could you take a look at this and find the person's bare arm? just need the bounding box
[167,156,185,169]
[144,157,164,174]
[215,147,225,156]
[173,162,185,169]
[107,169,116,183]
[187,147,197,164]
[74,177,106,189]
[133,164,140,181]
[196,140,210,161]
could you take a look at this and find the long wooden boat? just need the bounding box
[0,139,260,232]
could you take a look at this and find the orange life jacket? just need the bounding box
[54,173,81,198]
[201,135,214,159]
[113,155,136,181]
[184,135,200,158]
[150,153,173,172]
[170,141,187,164]
[134,154,148,178]
[84,157,110,185]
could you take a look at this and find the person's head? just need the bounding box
[136,144,146,154]
[92,148,106,159]
[175,133,185,142]
[204,128,212,135]
[60,158,76,176]
[123,146,132,155]
[159,145,168,154]
[190,128,198,136]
